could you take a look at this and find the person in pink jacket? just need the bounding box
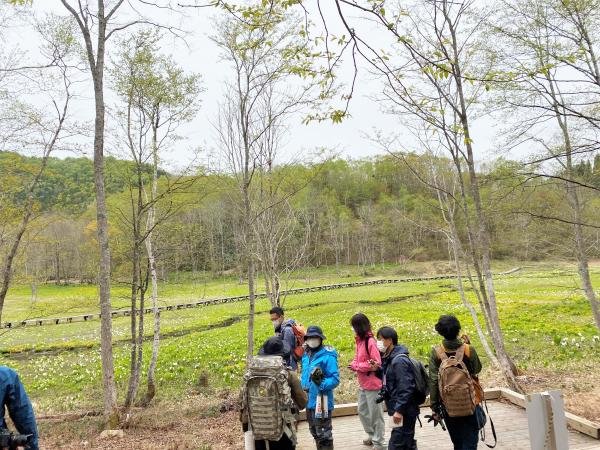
[349,313,386,450]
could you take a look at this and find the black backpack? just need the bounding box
[395,354,430,405]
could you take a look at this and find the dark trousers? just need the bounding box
[387,414,417,450]
[255,434,295,450]
[445,413,479,450]
[306,408,333,449]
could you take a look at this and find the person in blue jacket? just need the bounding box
[301,326,339,450]
[0,366,39,450]
[376,327,420,450]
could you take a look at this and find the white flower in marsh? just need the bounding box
[571,338,577,346]
[593,336,600,343]
[511,338,518,343]
[561,337,568,346]
[575,342,581,348]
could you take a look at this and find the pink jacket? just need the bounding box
[350,332,383,391]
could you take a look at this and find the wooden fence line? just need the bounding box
[2,269,520,329]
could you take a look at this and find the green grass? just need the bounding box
[1,261,600,414]
[2,261,453,322]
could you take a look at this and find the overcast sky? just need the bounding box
[5,1,510,171]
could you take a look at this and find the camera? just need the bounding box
[0,428,31,450]
[375,386,388,404]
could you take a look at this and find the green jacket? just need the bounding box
[428,338,482,406]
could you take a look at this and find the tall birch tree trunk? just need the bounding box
[143,123,161,405]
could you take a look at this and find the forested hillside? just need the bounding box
[3,150,600,286]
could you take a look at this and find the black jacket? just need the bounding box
[382,344,420,418]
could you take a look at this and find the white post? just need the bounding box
[244,429,255,450]
[526,390,569,450]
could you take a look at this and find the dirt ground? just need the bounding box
[39,393,244,450]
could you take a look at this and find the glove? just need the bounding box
[424,413,442,427]
[310,367,324,386]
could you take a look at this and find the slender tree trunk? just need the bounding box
[0,98,67,323]
[429,161,499,365]
[143,125,161,406]
[273,272,280,307]
[548,78,600,332]
[444,14,520,390]
[265,275,275,308]
[244,182,256,360]
[90,5,119,424]
[447,208,498,366]
[125,240,141,408]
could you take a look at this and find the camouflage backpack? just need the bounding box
[241,355,296,444]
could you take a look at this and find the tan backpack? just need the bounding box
[436,344,477,418]
[241,355,297,444]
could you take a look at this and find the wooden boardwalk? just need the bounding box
[297,400,600,450]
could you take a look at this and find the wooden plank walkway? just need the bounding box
[1,274,457,329]
[297,401,600,450]
[2,269,522,329]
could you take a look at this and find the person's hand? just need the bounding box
[425,412,442,427]
[393,411,403,425]
[368,359,380,370]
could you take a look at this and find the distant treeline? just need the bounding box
[2,151,599,284]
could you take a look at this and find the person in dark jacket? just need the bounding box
[241,336,307,450]
[0,366,38,450]
[270,307,299,370]
[428,315,483,450]
[376,327,419,450]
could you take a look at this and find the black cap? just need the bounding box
[258,336,291,358]
[305,325,326,340]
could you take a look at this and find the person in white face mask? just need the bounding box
[300,326,339,450]
[270,306,300,370]
[376,327,421,450]
[348,313,385,450]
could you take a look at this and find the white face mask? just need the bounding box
[272,319,282,328]
[376,340,386,352]
[306,338,321,349]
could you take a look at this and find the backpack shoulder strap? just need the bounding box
[455,344,466,362]
[391,353,413,370]
[364,336,372,359]
[435,345,448,361]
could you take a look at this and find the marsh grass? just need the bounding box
[1,260,599,420]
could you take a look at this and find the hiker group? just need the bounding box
[240,308,493,450]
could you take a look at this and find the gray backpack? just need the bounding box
[241,355,296,444]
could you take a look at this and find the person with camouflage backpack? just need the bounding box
[240,336,307,450]
[428,315,484,450]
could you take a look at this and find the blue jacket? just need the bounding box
[0,366,38,450]
[301,345,339,410]
[276,319,298,370]
[382,345,420,418]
